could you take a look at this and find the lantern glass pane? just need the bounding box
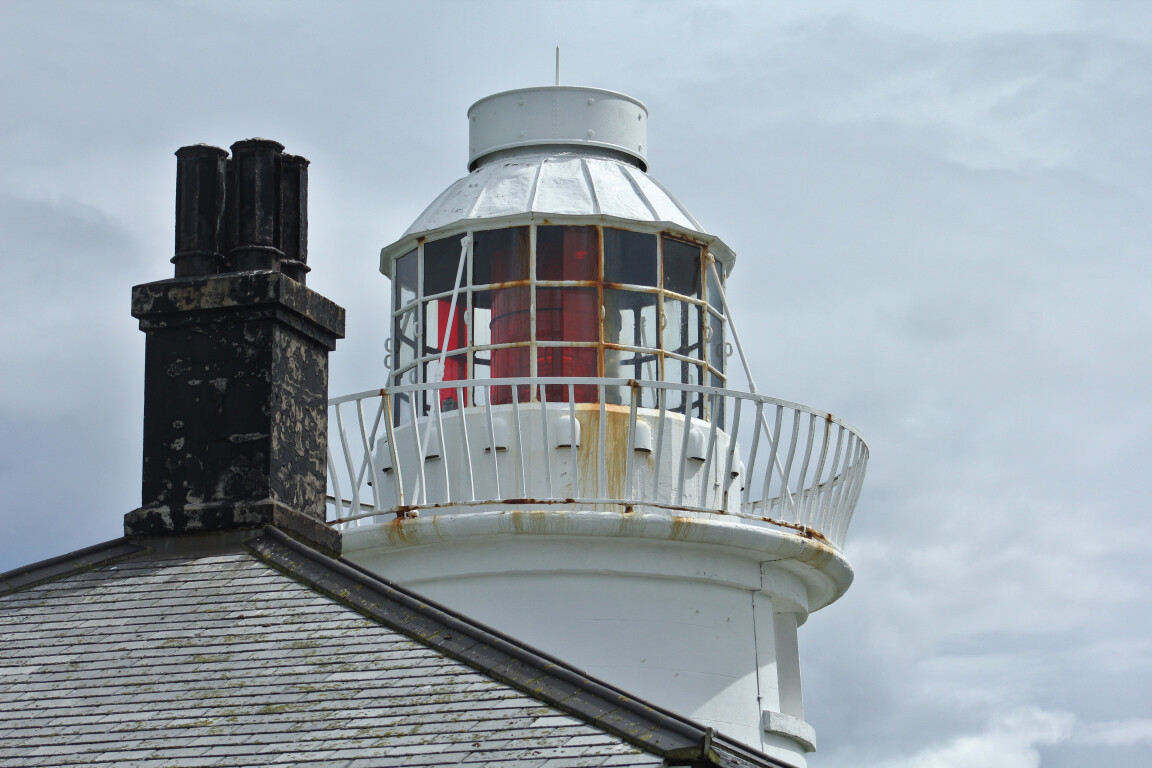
[663,236,701,298]
[423,235,466,296]
[604,228,657,286]
[604,288,657,350]
[395,249,417,309]
[536,287,599,342]
[537,225,599,281]
[473,227,529,286]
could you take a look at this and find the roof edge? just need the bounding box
[244,526,789,766]
[0,538,149,596]
[379,214,737,278]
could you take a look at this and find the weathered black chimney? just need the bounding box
[125,140,345,553]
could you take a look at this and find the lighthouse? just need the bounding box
[329,85,869,767]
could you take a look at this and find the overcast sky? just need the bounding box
[2,2,1150,767]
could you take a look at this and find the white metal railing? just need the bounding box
[327,377,868,550]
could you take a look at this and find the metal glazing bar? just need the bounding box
[432,233,470,381]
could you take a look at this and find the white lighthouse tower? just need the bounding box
[329,85,868,766]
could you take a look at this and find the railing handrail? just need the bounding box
[329,376,866,438]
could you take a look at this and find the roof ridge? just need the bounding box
[245,526,788,767]
[0,537,148,596]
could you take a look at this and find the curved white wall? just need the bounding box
[343,510,849,765]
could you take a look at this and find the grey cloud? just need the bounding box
[1,3,1149,767]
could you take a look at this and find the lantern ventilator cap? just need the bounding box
[468,86,648,171]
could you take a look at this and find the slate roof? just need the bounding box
[0,526,784,768]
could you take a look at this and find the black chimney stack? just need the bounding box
[125,140,345,553]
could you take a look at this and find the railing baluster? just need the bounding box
[455,385,475,502]
[364,397,388,509]
[567,383,579,499]
[327,446,345,521]
[806,417,831,527]
[818,425,845,534]
[511,385,526,498]
[832,438,859,547]
[334,402,361,514]
[539,385,554,499]
[356,398,383,511]
[759,405,782,514]
[777,409,801,523]
[700,391,720,510]
[831,433,855,521]
[840,440,869,545]
[433,393,451,503]
[721,396,742,505]
[381,392,404,508]
[598,384,608,500]
[793,413,817,527]
[352,397,384,491]
[674,399,693,507]
[651,388,667,502]
[625,384,639,502]
[742,401,763,509]
[484,385,501,499]
[409,394,428,506]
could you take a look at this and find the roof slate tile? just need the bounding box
[0,544,668,768]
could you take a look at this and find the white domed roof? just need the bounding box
[412,150,705,234]
[380,151,735,272]
[379,86,736,274]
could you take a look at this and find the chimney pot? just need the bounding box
[172,144,228,277]
[278,152,310,284]
[228,138,285,271]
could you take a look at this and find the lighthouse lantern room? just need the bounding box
[331,85,869,766]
